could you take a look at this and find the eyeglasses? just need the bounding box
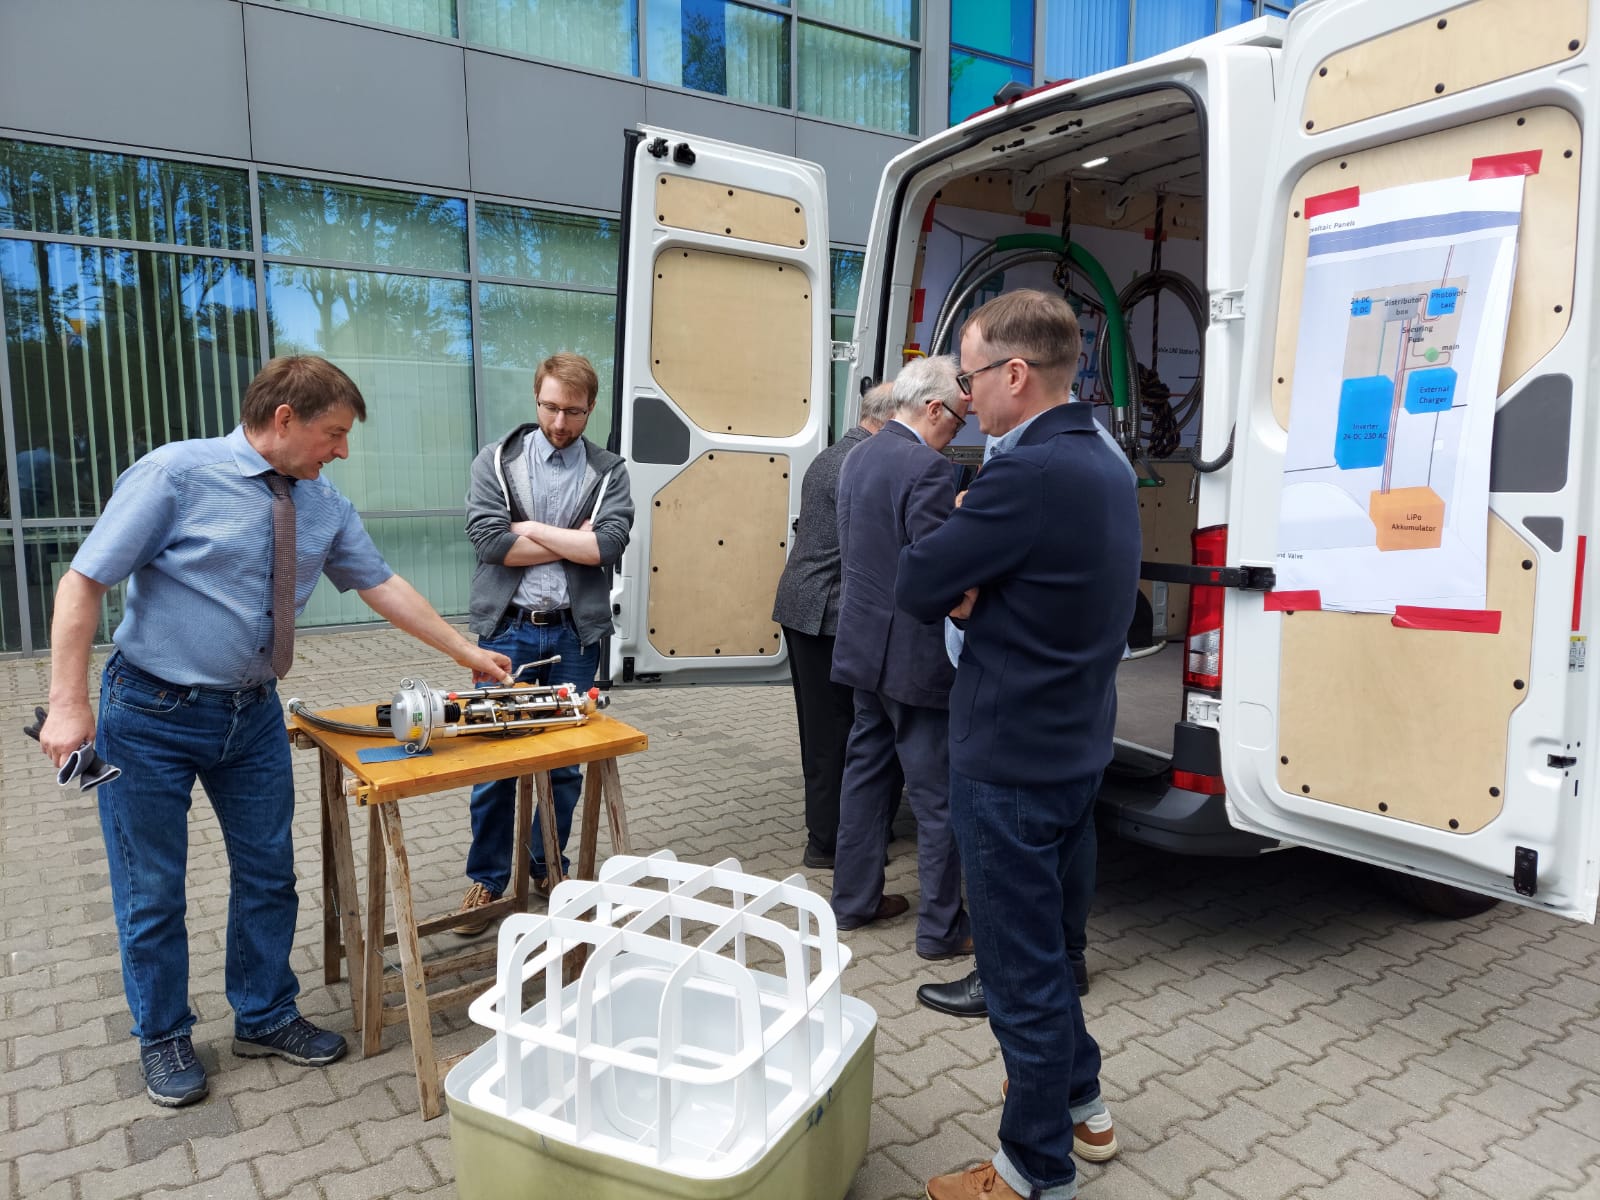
[955,357,1045,395]
[538,400,592,420]
[939,401,968,429]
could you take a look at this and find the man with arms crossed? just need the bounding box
[898,291,1139,1200]
[38,356,513,1108]
[456,352,634,931]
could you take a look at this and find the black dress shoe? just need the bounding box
[917,968,986,1017]
[802,846,835,870]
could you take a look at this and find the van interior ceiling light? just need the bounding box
[286,654,609,755]
[1081,156,1110,169]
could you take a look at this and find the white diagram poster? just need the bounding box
[1275,174,1525,613]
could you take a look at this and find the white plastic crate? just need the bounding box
[456,851,876,1182]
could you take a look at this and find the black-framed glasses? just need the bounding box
[537,400,592,420]
[939,401,968,429]
[955,357,1043,395]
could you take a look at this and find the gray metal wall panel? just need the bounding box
[644,91,797,159]
[466,52,644,209]
[0,0,251,158]
[797,121,909,246]
[244,5,470,190]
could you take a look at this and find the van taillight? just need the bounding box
[1184,524,1228,691]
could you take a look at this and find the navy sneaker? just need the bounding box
[140,1035,208,1108]
[232,1017,348,1067]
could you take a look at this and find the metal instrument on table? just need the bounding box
[286,655,608,755]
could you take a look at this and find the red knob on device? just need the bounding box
[446,692,458,701]
[588,687,601,701]
[558,685,570,698]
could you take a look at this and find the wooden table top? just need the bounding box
[288,703,648,805]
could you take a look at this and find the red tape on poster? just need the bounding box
[1468,150,1543,180]
[1264,590,1322,612]
[1391,607,1503,634]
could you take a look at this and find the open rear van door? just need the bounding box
[610,126,832,686]
[1221,0,1600,919]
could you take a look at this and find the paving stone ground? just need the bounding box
[3,627,1599,1199]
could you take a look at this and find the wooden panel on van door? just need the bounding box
[1301,0,1584,134]
[1137,462,1198,638]
[645,451,789,660]
[1274,516,1534,834]
[655,175,809,249]
[1271,107,1581,431]
[651,248,813,437]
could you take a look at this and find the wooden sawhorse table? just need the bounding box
[289,705,648,1119]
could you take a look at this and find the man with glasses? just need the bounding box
[829,355,972,962]
[456,352,635,932]
[899,290,1139,1200]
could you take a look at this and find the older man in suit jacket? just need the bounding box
[772,383,898,869]
[829,356,972,961]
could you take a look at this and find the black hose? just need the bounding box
[286,699,392,739]
[1189,425,1235,474]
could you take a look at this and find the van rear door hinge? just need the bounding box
[1210,290,1246,322]
[1513,846,1538,897]
[830,341,857,363]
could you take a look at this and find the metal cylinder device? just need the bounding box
[388,677,607,753]
[287,654,609,755]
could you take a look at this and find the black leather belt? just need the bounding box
[508,605,568,626]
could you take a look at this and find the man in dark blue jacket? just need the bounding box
[902,291,1139,1200]
[829,355,972,961]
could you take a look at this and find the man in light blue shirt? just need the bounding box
[38,355,512,1109]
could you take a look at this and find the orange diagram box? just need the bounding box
[1369,486,1445,551]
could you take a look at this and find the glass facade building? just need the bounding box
[0,0,1298,654]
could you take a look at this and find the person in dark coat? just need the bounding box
[905,290,1139,1200]
[829,355,972,961]
[772,382,898,869]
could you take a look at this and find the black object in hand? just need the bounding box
[22,705,122,792]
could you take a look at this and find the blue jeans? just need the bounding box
[466,612,600,893]
[949,768,1105,1200]
[96,652,302,1045]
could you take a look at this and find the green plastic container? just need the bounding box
[446,999,877,1200]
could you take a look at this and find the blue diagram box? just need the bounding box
[1350,297,1373,316]
[1404,366,1457,414]
[1428,287,1459,315]
[1335,376,1392,469]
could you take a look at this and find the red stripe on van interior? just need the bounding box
[1263,590,1322,612]
[913,289,926,322]
[921,203,937,233]
[1469,150,1543,180]
[1303,187,1360,218]
[1574,535,1588,631]
[1024,211,1052,226]
[1391,607,1503,634]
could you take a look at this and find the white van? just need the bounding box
[607,0,1599,924]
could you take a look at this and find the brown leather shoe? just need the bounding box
[454,881,501,937]
[1000,1080,1120,1162]
[918,934,975,962]
[835,893,910,931]
[926,1161,1023,1199]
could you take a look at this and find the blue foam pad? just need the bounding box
[357,745,433,764]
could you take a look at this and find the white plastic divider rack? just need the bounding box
[461,851,868,1180]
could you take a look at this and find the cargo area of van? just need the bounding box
[867,81,1253,850]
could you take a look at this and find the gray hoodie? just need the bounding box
[464,424,634,647]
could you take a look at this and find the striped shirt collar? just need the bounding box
[226,424,285,483]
